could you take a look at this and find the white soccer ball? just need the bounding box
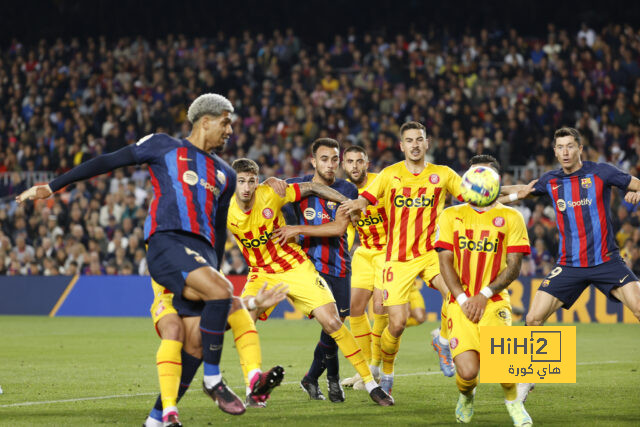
[460,165,501,207]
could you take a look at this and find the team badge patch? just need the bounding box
[216,169,226,186]
[581,177,592,189]
[326,201,337,210]
[556,199,567,212]
[450,337,459,349]
[493,216,505,227]
[541,279,550,288]
[430,174,440,184]
[496,307,511,321]
[262,208,274,219]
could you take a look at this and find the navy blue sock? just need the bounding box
[150,350,202,417]
[307,337,327,380]
[321,331,339,377]
[200,298,231,373]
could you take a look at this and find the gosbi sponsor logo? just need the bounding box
[556,198,592,212]
[240,230,273,248]
[357,213,384,227]
[458,235,499,252]
[393,193,435,208]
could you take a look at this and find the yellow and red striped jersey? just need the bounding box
[350,172,388,251]
[228,184,308,273]
[434,203,531,300]
[361,162,462,262]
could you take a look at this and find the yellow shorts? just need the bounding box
[351,246,385,292]
[150,278,177,335]
[408,280,425,310]
[446,298,512,359]
[382,251,440,306]
[241,260,335,319]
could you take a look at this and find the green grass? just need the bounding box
[1,317,639,426]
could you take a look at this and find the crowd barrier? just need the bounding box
[0,275,637,323]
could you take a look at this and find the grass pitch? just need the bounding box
[1,316,639,426]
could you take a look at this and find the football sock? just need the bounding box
[456,373,478,396]
[156,339,182,412]
[228,307,261,387]
[380,327,401,375]
[349,313,372,364]
[307,339,326,380]
[501,383,517,401]
[440,302,449,340]
[371,313,388,367]
[406,316,420,327]
[321,331,340,377]
[151,350,201,420]
[330,324,374,383]
[201,298,231,388]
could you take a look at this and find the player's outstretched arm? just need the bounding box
[624,176,640,204]
[498,179,538,204]
[297,181,349,204]
[16,145,138,204]
[272,209,350,245]
[263,177,287,197]
[340,196,369,216]
[244,282,289,311]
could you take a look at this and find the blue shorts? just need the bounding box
[539,255,637,309]
[320,272,351,317]
[147,230,217,317]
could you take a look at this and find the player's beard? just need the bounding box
[347,170,366,186]
[317,169,336,185]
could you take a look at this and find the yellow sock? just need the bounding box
[156,339,183,410]
[330,324,373,383]
[501,383,517,401]
[371,313,388,366]
[228,308,261,387]
[406,316,419,327]
[349,314,372,364]
[440,302,449,340]
[456,373,478,396]
[380,327,401,375]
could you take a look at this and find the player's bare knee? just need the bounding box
[414,310,426,324]
[388,319,406,337]
[456,364,478,381]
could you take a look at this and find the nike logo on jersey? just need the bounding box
[339,308,349,313]
[551,185,561,190]
[179,156,192,161]
[619,275,629,283]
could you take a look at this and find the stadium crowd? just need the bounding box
[2,22,640,276]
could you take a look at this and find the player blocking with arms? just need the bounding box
[18,94,248,423]
[227,158,394,406]
[342,121,463,394]
[503,126,640,402]
[436,155,533,426]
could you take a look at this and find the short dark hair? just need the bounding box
[553,127,582,146]
[311,138,340,156]
[399,121,426,136]
[232,158,260,175]
[343,145,367,159]
[469,155,501,174]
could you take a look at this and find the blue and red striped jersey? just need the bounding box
[282,175,358,278]
[532,161,631,267]
[131,134,236,247]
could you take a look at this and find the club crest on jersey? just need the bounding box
[216,169,226,186]
[182,170,198,186]
[450,337,459,349]
[430,174,440,184]
[581,177,592,189]
[326,201,337,210]
[493,216,505,227]
[541,279,550,288]
[303,208,316,220]
[262,208,274,219]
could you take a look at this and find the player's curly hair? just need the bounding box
[187,93,234,124]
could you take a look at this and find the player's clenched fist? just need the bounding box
[16,184,53,204]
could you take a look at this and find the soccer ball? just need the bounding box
[460,165,501,207]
